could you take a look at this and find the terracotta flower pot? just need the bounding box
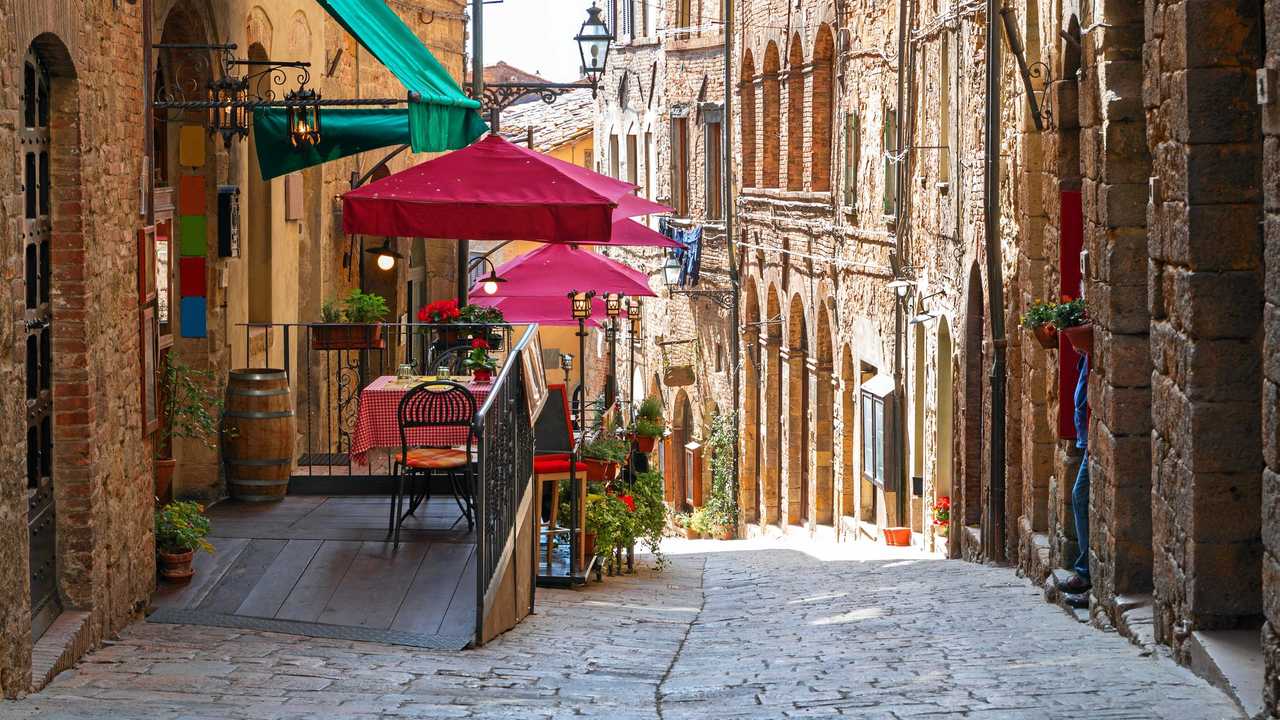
[634,435,657,453]
[472,368,493,383]
[158,549,195,584]
[583,459,618,482]
[155,457,176,506]
[1063,323,1093,355]
[720,527,735,541]
[583,532,597,559]
[683,527,701,540]
[1031,323,1059,350]
[883,527,912,546]
[312,324,384,351]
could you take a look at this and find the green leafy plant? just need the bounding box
[320,299,343,323]
[1020,298,1056,330]
[631,470,668,570]
[633,416,665,439]
[582,434,629,464]
[155,500,214,555]
[703,412,738,535]
[162,358,224,449]
[585,492,632,559]
[1051,297,1088,330]
[687,506,714,535]
[459,304,505,325]
[637,396,663,421]
[340,289,389,324]
[463,337,497,372]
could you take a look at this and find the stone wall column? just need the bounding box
[761,335,783,524]
[781,345,807,526]
[1145,0,1264,653]
[740,326,761,524]
[808,359,835,526]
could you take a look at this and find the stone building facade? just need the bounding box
[722,0,1280,713]
[595,0,737,512]
[0,0,470,698]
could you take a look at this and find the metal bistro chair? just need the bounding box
[389,380,477,548]
[423,344,472,376]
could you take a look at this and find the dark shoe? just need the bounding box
[1064,592,1089,609]
[1056,573,1091,593]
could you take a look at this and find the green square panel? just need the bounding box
[179,215,207,257]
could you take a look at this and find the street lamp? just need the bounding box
[627,298,641,421]
[365,238,404,271]
[467,255,508,295]
[286,87,322,148]
[566,289,596,580]
[662,255,682,288]
[886,279,913,298]
[575,3,614,95]
[604,293,622,406]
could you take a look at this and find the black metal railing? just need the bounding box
[472,325,537,646]
[235,321,515,481]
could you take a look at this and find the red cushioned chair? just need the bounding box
[534,384,586,570]
[389,380,477,548]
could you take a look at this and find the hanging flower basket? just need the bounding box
[583,459,619,482]
[312,325,384,351]
[632,434,657,453]
[660,338,697,387]
[1031,323,1059,350]
[1063,323,1093,355]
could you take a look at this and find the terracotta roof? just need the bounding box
[497,88,595,155]
[482,61,547,85]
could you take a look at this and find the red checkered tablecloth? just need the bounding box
[350,376,491,465]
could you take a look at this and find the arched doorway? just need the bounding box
[814,302,835,527]
[673,390,694,511]
[761,42,781,188]
[963,265,986,549]
[911,322,926,534]
[763,285,783,524]
[839,346,857,525]
[935,317,954,553]
[786,294,809,526]
[786,34,805,191]
[742,279,761,524]
[22,42,58,640]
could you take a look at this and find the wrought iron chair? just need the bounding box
[423,344,472,376]
[389,380,477,547]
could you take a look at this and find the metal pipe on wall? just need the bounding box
[983,0,1008,561]
[725,0,741,532]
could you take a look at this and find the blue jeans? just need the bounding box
[1072,452,1090,580]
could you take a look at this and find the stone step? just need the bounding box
[1186,629,1265,720]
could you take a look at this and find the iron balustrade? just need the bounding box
[472,325,538,645]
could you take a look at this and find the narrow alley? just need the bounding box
[0,538,1240,720]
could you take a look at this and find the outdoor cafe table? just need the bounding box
[350,376,492,466]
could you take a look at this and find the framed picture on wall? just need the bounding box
[137,225,157,305]
[140,305,159,435]
[522,331,549,421]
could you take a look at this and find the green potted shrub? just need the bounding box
[1053,297,1091,355]
[460,304,507,350]
[1020,298,1059,349]
[156,358,224,504]
[629,396,666,453]
[313,289,389,350]
[580,433,628,481]
[155,500,214,583]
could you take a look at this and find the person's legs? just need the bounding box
[1071,452,1090,580]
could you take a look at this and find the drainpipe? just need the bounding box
[892,0,910,528]
[983,0,1007,561]
[725,0,741,531]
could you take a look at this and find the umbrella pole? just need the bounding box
[572,317,587,578]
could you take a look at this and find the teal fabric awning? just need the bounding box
[315,0,488,153]
[253,108,409,180]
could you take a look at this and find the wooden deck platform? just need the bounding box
[149,496,477,648]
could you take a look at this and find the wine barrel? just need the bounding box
[223,369,294,502]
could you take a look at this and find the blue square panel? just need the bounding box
[180,297,207,338]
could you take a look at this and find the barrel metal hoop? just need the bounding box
[228,478,290,486]
[229,369,288,381]
[224,410,295,419]
[226,458,291,467]
[226,387,291,397]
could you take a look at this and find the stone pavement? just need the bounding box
[0,537,1243,719]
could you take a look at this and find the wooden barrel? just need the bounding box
[223,369,295,502]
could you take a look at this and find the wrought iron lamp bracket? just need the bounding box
[668,287,734,310]
[465,81,596,122]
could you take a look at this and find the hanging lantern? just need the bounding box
[575,3,614,94]
[605,292,623,318]
[570,290,594,320]
[286,87,322,148]
[627,298,641,321]
[207,75,249,147]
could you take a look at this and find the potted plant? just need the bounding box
[1053,297,1092,355]
[419,298,464,347]
[464,337,498,382]
[673,512,700,540]
[931,495,951,538]
[459,304,507,350]
[580,433,628,481]
[687,506,714,538]
[155,500,214,583]
[313,289,389,350]
[1021,298,1059,349]
[157,358,224,502]
[629,396,666,453]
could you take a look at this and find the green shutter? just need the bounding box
[882,108,897,217]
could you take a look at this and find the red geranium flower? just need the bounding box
[620,495,636,512]
[417,306,429,322]
[471,337,489,349]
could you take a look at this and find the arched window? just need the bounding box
[762,42,781,188]
[810,25,835,192]
[740,50,757,187]
[786,34,805,191]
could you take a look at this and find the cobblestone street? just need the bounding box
[0,538,1242,719]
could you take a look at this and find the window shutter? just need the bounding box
[844,111,859,207]
[883,108,897,217]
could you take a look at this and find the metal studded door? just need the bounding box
[22,47,59,641]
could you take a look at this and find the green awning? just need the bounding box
[253,108,409,180]
[315,0,488,153]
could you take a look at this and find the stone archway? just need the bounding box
[935,317,954,555]
[672,389,694,512]
[762,285,782,524]
[911,320,926,534]
[962,264,985,547]
[741,278,761,524]
[785,34,805,191]
[813,302,835,527]
[761,42,781,189]
[839,346,857,526]
[784,293,809,527]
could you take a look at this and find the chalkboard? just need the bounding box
[534,384,574,454]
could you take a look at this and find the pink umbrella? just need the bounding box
[470,295,605,327]
[577,218,683,249]
[473,243,656,298]
[342,134,671,243]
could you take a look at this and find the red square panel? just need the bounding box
[178,175,206,216]
[179,257,206,297]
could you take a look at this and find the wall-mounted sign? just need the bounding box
[218,185,240,258]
